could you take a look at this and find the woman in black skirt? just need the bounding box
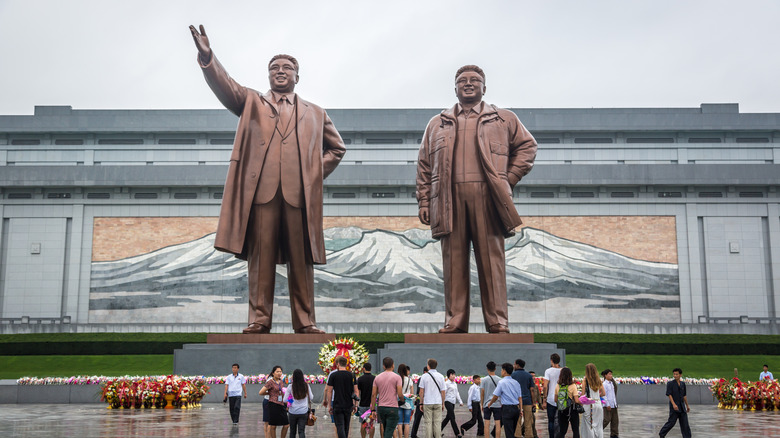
[260,365,290,438]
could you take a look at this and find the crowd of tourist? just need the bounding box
[224,354,639,438]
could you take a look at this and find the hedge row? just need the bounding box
[2,333,778,356]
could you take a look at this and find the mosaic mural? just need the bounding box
[88,216,680,324]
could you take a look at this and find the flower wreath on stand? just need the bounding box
[317,337,369,373]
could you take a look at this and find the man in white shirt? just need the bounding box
[441,369,464,438]
[461,375,484,436]
[541,354,561,438]
[760,364,774,381]
[224,363,247,425]
[601,368,619,438]
[418,358,446,438]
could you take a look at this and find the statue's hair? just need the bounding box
[455,65,485,82]
[269,54,299,72]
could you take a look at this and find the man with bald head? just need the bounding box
[416,65,537,333]
[189,25,346,334]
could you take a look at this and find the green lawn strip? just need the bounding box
[3,354,779,380]
[0,355,173,379]
[565,354,780,379]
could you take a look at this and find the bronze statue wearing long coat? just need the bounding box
[201,55,345,264]
[191,25,346,334]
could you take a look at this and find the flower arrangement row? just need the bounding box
[100,375,209,409]
[710,378,780,410]
[17,374,720,386]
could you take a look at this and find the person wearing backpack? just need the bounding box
[553,367,581,438]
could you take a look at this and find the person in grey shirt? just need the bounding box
[480,361,502,437]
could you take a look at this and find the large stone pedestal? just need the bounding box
[377,334,562,375]
[173,333,563,377]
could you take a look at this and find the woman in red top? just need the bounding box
[260,365,290,438]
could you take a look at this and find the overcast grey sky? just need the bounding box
[1,0,779,114]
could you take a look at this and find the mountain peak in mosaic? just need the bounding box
[90,227,679,315]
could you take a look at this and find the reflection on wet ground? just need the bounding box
[1,403,779,437]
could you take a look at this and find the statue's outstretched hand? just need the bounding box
[189,24,212,64]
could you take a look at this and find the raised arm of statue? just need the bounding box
[189,24,212,65]
[189,24,247,116]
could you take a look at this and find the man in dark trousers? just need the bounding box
[416,64,537,334]
[189,25,346,334]
[357,363,376,438]
[325,356,359,438]
[659,368,691,438]
[411,366,428,438]
[223,363,247,425]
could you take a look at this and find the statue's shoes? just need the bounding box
[296,325,326,334]
[487,324,510,334]
[438,325,467,334]
[242,323,270,334]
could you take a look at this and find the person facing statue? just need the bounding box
[189,24,347,334]
[416,65,537,333]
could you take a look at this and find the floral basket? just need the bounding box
[317,337,369,373]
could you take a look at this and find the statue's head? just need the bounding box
[454,65,486,105]
[268,54,299,94]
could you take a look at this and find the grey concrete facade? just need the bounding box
[1,103,779,334]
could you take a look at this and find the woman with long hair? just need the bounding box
[286,369,314,438]
[553,367,581,438]
[395,364,413,438]
[260,365,290,438]
[580,364,605,438]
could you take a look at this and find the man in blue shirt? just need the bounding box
[511,359,534,438]
[487,363,523,438]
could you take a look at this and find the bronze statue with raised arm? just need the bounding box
[189,25,346,334]
[416,65,537,333]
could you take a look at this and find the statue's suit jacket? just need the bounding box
[200,54,346,263]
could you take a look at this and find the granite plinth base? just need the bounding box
[374,342,564,376]
[207,333,335,344]
[405,333,534,343]
[174,343,327,376]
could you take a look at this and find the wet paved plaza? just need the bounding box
[1,403,779,437]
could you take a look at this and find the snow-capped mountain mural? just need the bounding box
[89,226,679,324]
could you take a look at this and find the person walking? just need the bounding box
[541,354,562,438]
[260,365,290,438]
[481,361,502,438]
[287,369,314,438]
[600,369,618,438]
[224,363,247,425]
[486,363,523,438]
[460,375,484,437]
[358,363,377,438]
[411,366,429,438]
[397,364,414,438]
[553,367,580,438]
[510,359,534,438]
[441,369,464,437]
[419,358,447,438]
[372,357,404,438]
[325,356,359,438]
[580,364,605,438]
[658,368,691,438]
[527,371,541,438]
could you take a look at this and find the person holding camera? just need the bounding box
[223,363,247,425]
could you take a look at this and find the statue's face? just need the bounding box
[454,71,485,105]
[268,58,299,93]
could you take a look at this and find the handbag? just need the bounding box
[306,392,317,426]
